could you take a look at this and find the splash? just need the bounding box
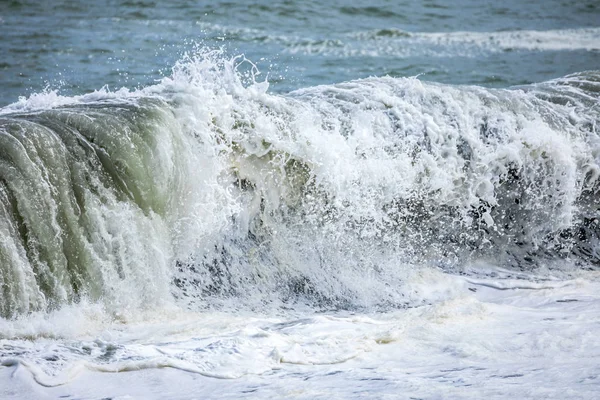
[0,49,599,319]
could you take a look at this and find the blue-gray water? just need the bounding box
[1,0,599,106]
[2,2,600,399]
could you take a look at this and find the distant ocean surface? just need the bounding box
[1,1,600,399]
[1,0,599,105]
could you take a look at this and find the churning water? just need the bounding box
[1,1,599,399]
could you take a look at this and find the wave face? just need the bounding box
[1,53,599,318]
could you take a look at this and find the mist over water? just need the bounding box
[1,1,600,399]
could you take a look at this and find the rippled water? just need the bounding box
[1,0,599,105]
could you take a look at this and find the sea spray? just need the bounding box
[1,50,599,318]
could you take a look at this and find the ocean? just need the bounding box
[1,1,599,399]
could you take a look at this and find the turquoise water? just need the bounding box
[1,0,599,105]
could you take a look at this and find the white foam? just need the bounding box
[1,50,599,398]
[284,27,600,57]
[2,272,598,398]
[2,49,599,317]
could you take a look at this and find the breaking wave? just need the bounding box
[1,49,599,318]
